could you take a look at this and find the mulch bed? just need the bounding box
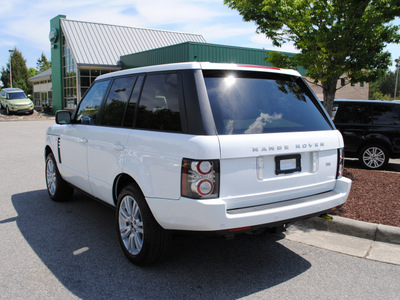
[335,168,400,227]
[0,109,53,121]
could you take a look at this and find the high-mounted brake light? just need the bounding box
[182,159,220,199]
[237,64,281,70]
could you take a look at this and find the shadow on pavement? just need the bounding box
[12,189,311,299]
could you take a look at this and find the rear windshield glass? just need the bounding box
[204,71,331,134]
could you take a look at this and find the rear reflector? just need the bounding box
[228,226,252,233]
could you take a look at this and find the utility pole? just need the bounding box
[395,57,399,101]
[8,50,14,88]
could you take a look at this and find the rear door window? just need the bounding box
[123,76,144,128]
[372,104,400,125]
[334,102,372,125]
[135,73,182,132]
[204,71,331,134]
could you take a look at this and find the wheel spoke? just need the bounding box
[133,202,140,218]
[136,221,144,234]
[134,232,143,250]
[125,197,133,216]
[119,207,130,222]
[128,233,135,253]
[120,226,131,239]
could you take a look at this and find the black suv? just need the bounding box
[333,99,400,169]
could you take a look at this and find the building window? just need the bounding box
[62,34,78,109]
[33,92,41,107]
[79,69,114,98]
[41,92,48,106]
[341,78,346,87]
[360,82,364,87]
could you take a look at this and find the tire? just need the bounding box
[45,153,74,201]
[6,106,10,115]
[359,145,389,170]
[116,184,171,266]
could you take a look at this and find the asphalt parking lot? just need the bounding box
[1,119,400,299]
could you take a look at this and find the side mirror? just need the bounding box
[55,110,72,124]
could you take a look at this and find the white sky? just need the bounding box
[0,0,398,72]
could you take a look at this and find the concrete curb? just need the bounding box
[294,215,400,245]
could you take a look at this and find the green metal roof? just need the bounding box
[120,42,306,76]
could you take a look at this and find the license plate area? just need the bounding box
[275,154,301,175]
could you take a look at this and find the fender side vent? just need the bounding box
[57,138,62,164]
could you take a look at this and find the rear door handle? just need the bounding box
[113,144,125,151]
[78,138,88,144]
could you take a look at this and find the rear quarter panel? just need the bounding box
[123,130,220,200]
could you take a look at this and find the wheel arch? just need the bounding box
[44,145,54,160]
[357,136,393,157]
[113,173,144,206]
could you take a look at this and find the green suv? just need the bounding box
[0,88,34,115]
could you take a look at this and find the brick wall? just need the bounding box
[306,77,369,100]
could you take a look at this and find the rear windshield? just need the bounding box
[204,71,331,134]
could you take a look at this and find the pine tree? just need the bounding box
[36,53,51,73]
[0,48,32,95]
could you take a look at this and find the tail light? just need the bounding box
[337,148,344,178]
[181,158,220,199]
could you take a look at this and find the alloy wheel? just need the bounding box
[46,158,57,196]
[362,147,386,169]
[118,195,144,255]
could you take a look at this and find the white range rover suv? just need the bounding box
[45,62,351,265]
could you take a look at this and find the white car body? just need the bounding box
[45,62,351,264]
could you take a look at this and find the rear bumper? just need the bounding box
[147,176,352,231]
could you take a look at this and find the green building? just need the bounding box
[44,15,368,112]
[49,15,206,112]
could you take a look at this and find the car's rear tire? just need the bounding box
[116,184,171,266]
[45,153,74,201]
[359,145,389,170]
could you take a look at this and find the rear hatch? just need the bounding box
[217,131,342,210]
[203,67,340,209]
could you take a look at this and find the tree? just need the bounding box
[224,0,400,115]
[36,53,51,73]
[28,68,38,79]
[0,48,32,95]
[0,66,9,89]
[369,70,399,99]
